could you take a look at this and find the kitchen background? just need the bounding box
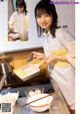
[0,0,75,87]
[1,0,80,113]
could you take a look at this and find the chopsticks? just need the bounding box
[21,93,54,107]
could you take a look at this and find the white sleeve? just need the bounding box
[8,12,16,25]
[56,28,75,67]
[56,28,74,49]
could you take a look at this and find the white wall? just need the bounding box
[55,0,75,36]
[0,1,8,52]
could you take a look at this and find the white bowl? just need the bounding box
[25,86,44,97]
[27,93,53,112]
[0,92,19,107]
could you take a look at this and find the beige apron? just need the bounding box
[41,28,75,105]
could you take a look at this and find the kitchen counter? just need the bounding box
[13,78,70,114]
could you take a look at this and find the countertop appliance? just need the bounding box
[0,61,12,90]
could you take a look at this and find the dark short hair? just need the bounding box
[35,0,60,37]
[16,0,27,14]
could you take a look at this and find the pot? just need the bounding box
[13,59,46,81]
[0,61,11,75]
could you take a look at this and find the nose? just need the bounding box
[41,16,46,23]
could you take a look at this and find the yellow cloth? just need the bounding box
[24,16,28,28]
[51,48,69,67]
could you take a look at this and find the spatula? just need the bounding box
[27,53,34,62]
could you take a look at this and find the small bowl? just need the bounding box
[27,93,53,112]
[25,86,44,97]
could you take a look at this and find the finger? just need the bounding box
[31,52,37,57]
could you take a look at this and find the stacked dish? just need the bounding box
[27,93,53,112]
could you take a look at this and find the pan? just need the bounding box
[13,60,46,81]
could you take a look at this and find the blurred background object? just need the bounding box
[0,54,12,90]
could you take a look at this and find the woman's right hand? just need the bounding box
[9,23,14,31]
[9,25,14,31]
[32,52,45,59]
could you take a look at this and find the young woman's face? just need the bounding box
[18,6,24,13]
[36,12,53,31]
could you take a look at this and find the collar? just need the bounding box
[17,11,25,15]
[42,31,51,38]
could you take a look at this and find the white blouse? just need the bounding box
[41,28,75,67]
[8,11,28,34]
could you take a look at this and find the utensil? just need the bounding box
[0,75,7,90]
[13,59,46,81]
[27,53,34,62]
[21,93,54,107]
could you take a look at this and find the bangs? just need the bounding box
[35,7,51,17]
[18,5,24,8]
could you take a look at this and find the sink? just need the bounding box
[0,83,54,97]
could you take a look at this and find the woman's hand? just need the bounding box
[9,24,14,31]
[32,52,45,59]
[9,22,14,31]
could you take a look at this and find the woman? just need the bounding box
[8,0,28,38]
[32,0,75,113]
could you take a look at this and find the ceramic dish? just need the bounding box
[25,86,44,97]
[27,93,53,112]
[8,32,20,40]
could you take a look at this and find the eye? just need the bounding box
[45,14,49,17]
[36,15,41,18]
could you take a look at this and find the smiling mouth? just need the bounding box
[41,24,47,27]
